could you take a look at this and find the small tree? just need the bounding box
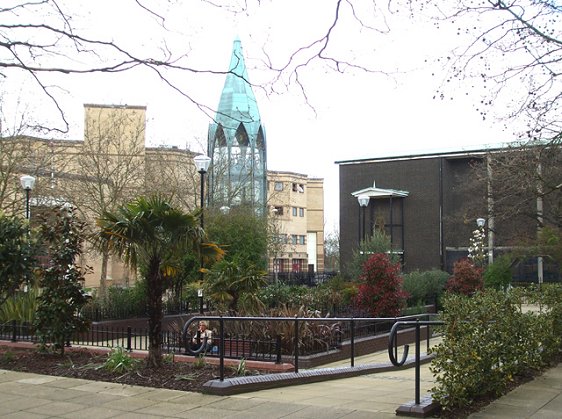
[354,253,408,317]
[402,269,449,307]
[206,206,269,270]
[446,259,483,296]
[0,213,37,305]
[34,205,90,354]
[483,255,513,291]
[324,230,340,272]
[206,258,267,314]
[348,230,397,280]
[96,195,223,367]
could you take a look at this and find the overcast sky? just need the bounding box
[5,0,517,235]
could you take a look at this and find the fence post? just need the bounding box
[127,327,132,352]
[294,315,299,373]
[275,334,282,364]
[427,322,431,354]
[394,317,398,361]
[219,316,225,381]
[415,319,421,405]
[11,320,17,342]
[350,317,355,367]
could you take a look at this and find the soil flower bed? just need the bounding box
[0,345,267,393]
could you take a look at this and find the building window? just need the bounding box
[273,206,284,215]
[292,259,305,272]
[273,258,289,273]
[274,181,283,191]
[299,207,304,217]
[292,183,305,193]
[298,235,306,245]
[292,207,297,216]
[291,234,298,245]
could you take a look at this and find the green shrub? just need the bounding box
[347,230,397,280]
[193,354,206,368]
[483,254,513,291]
[101,347,140,373]
[258,283,309,309]
[0,287,40,323]
[430,287,561,413]
[515,284,562,345]
[402,269,449,307]
[82,281,148,319]
[34,207,90,354]
[232,358,249,376]
[0,214,38,304]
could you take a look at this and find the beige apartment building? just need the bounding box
[3,104,198,289]
[3,104,325,290]
[267,171,325,276]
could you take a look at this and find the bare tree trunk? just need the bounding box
[146,258,163,368]
[99,244,109,299]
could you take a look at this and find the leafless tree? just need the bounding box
[144,146,199,211]
[403,0,562,142]
[1,1,396,133]
[0,98,70,214]
[324,230,340,272]
[56,106,147,296]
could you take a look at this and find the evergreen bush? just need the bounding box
[34,206,90,354]
[348,230,397,280]
[402,269,449,307]
[483,254,513,291]
[431,287,561,413]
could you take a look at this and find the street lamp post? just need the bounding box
[20,175,36,220]
[194,155,211,229]
[193,155,211,314]
[198,289,204,315]
[357,195,370,245]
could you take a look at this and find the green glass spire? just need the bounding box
[208,38,267,212]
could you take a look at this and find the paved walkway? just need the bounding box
[0,340,559,418]
[467,362,562,419]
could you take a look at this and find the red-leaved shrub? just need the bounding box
[354,253,409,317]
[445,258,483,296]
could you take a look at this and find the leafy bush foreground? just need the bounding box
[430,285,561,413]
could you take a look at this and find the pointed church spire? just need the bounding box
[208,39,267,212]
[215,38,261,132]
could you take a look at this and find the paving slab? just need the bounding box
[0,351,558,419]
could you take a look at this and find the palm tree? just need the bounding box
[95,195,220,367]
[206,258,267,314]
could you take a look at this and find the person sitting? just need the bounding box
[191,320,213,353]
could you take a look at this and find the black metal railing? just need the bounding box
[0,322,279,360]
[79,300,204,322]
[183,313,438,381]
[266,271,338,286]
[389,319,445,406]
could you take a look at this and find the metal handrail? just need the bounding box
[182,313,438,381]
[388,319,445,405]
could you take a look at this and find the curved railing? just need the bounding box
[388,319,444,405]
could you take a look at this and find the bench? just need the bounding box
[205,338,253,358]
[219,338,252,358]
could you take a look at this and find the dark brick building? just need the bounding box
[337,147,559,281]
